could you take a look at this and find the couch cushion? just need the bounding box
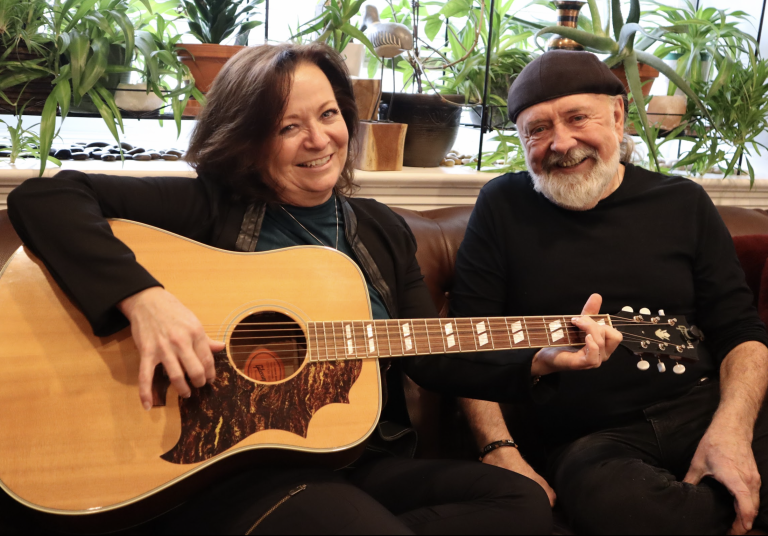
[392,206,472,317]
[717,206,768,237]
[732,235,768,309]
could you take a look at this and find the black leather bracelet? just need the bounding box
[478,439,519,461]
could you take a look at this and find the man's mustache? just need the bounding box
[543,146,600,172]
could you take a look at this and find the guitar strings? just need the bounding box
[213,330,686,365]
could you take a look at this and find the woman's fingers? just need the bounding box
[138,353,159,411]
[160,341,193,399]
[121,287,222,410]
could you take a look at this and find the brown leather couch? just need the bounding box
[2,204,768,533]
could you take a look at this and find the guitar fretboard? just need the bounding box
[306,315,610,362]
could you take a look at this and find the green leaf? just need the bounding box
[68,30,89,106]
[78,37,109,98]
[340,23,376,56]
[535,26,618,53]
[587,0,604,37]
[37,88,62,176]
[64,0,101,33]
[424,14,443,42]
[86,88,120,143]
[94,85,124,133]
[623,55,658,170]
[135,30,160,83]
[627,0,640,24]
[611,0,623,40]
[55,74,71,119]
[439,0,471,18]
[109,10,135,68]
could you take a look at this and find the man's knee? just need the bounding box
[555,452,732,534]
[473,464,554,535]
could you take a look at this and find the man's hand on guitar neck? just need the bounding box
[118,287,224,410]
[531,294,623,376]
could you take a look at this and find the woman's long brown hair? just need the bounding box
[185,43,359,203]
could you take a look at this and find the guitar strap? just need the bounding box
[235,203,267,252]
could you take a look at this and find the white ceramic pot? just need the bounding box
[114,83,165,112]
[342,42,365,77]
[654,53,712,97]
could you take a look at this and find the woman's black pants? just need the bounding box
[0,457,553,535]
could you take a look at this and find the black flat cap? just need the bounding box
[508,50,626,122]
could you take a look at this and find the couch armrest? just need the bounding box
[0,209,22,270]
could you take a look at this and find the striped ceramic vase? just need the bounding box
[546,1,587,51]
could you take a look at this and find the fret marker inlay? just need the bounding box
[549,320,562,332]
[476,321,486,334]
[402,323,411,337]
[479,333,489,346]
[447,335,456,348]
[345,325,352,339]
[347,339,354,355]
[513,331,525,344]
[405,338,413,351]
[511,321,523,333]
[552,329,564,342]
[445,323,453,335]
[597,319,606,326]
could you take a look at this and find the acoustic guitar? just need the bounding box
[0,220,700,527]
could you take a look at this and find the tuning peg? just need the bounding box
[659,310,665,316]
[639,308,651,315]
[657,359,666,373]
[637,356,650,371]
[622,306,634,313]
[673,363,686,374]
[690,326,704,340]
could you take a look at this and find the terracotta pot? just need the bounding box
[176,44,246,116]
[381,93,465,168]
[647,95,687,131]
[610,63,660,100]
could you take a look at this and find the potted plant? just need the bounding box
[0,0,198,174]
[666,47,768,184]
[176,0,265,115]
[291,0,377,75]
[0,105,61,167]
[361,0,487,167]
[645,0,756,97]
[535,0,711,169]
[0,0,56,115]
[433,1,536,130]
[113,3,194,118]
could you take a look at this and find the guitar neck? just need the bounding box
[306,315,611,362]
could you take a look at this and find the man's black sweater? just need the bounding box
[450,163,768,446]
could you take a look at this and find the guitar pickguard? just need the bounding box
[161,352,363,465]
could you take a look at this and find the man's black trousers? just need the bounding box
[548,377,768,534]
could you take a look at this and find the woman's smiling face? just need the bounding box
[266,62,350,207]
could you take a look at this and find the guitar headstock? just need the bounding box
[611,307,702,374]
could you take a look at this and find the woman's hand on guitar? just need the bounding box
[118,287,225,410]
[531,294,622,376]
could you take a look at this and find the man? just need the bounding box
[452,50,768,534]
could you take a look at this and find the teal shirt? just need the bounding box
[255,195,390,321]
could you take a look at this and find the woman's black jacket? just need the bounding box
[8,170,546,404]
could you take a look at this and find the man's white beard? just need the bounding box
[529,145,620,211]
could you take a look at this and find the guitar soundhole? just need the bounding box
[228,311,307,383]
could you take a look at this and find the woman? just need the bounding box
[6,44,557,534]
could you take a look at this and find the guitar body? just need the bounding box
[0,220,380,523]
